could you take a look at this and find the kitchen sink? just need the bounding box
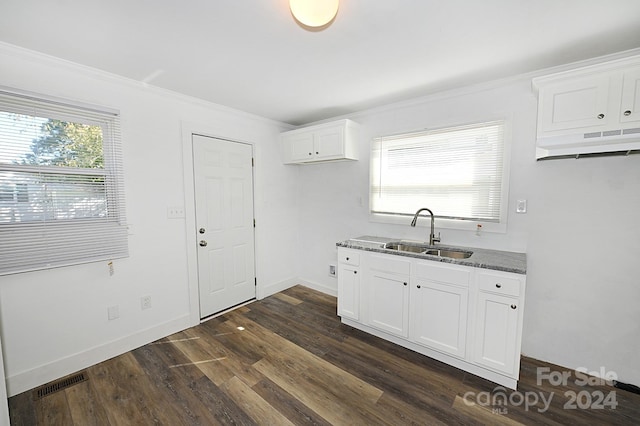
[384,242,473,259]
[383,242,427,253]
[424,249,473,259]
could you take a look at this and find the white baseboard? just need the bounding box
[297,279,337,297]
[258,277,298,299]
[258,277,337,298]
[5,314,192,397]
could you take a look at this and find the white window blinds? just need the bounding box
[370,121,506,222]
[0,88,128,275]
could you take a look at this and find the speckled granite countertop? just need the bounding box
[336,235,527,275]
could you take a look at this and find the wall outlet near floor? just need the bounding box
[141,295,152,310]
[107,305,119,320]
[329,263,337,277]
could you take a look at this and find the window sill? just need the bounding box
[369,212,507,234]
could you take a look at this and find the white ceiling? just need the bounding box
[2,0,640,125]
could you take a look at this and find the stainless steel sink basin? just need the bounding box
[383,242,427,253]
[425,249,473,259]
[384,241,473,259]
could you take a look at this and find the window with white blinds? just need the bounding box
[370,121,507,224]
[0,88,128,275]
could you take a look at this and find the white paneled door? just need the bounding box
[193,135,255,319]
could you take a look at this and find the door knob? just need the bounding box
[199,228,206,234]
[199,240,208,247]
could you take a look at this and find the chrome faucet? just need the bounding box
[411,208,441,245]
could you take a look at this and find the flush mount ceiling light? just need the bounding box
[290,0,339,28]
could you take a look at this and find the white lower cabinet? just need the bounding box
[367,270,410,338]
[337,250,360,321]
[410,279,468,358]
[364,253,411,337]
[472,270,525,377]
[337,247,526,389]
[409,260,470,358]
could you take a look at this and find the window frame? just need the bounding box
[369,120,511,234]
[0,87,128,275]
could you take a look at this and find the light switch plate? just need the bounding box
[167,206,185,219]
[516,199,527,213]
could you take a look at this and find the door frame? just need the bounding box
[181,121,259,326]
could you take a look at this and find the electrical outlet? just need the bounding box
[107,305,119,320]
[141,296,152,310]
[167,206,185,219]
[329,263,336,277]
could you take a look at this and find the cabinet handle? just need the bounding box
[308,152,312,156]
[316,151,319,154]
[353,271,357,274]
[624,110,632,116]
[597,113,605,119]
[403,282,407,286]
[346,257,349,261]
[495,283,502,288]
[511,304,517,309]
[417,285,421,289]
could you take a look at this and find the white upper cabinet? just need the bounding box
[535,58,640,137]
[537,74,614,134]
[288,132,315,162]
[280,119,359,164]
[620,67,640,124]
[533,56,640,159]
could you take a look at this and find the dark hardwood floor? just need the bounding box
[9,285,640,425]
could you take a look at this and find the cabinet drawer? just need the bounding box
[415,261,470,286]
[477,272,522,297]
[369,254,411,275]
[339,250,360,266]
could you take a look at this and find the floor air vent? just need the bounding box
[33,371,88,400]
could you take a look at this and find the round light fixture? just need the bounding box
[289,0,339,28]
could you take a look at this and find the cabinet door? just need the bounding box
[409,280,468,358]
[337,264,360,320]
[367,271,409,337]
[538,74,613,134]
[473,292,519,376]
[314,125,345,160]
[620,67,640,125]
[287,132,315,162]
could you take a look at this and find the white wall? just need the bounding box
[294,76,640,386]
[0,43,299,396]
